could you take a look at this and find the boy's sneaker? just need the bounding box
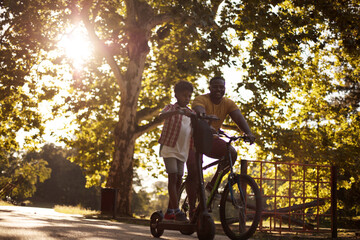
[164,212,175,220]
[175,211,189,222]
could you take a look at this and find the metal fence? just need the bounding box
[240,160,337,238]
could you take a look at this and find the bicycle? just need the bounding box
[178,130,262,240]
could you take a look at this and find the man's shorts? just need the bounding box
[163,157,185,175]
[186,137,236,170]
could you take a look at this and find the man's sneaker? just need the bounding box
[164,212,175,220]
[175,211,189,222]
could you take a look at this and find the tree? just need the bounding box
[0,0,68,201]
[0,0,69,154]
[0,148,51,201]
[30,144,100,209]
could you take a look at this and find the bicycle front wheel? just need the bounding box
[219,174,262,240]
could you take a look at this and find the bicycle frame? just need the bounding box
[174,130,262,240]
[203,133,248,210]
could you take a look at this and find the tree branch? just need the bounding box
[147,0,223,32]
[210,0,224,14]
[148,13,174,30]
[80,1,126,92]
[124,0,136,23]
[134,117,163,139]
[136,106,161,123]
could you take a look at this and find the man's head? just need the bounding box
[174,80,193,107]
[209,76,225,103]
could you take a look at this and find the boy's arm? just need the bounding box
[159,109,178,120]
[159,107,191,120]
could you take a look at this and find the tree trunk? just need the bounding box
[105,78,142,216]
[107,129,136,216]
[106,92,140,216]
[105,24,150,216]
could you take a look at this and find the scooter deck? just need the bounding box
[155,220,196,232]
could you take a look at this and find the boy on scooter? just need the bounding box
[158,80,195,221]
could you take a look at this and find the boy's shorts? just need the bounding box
[163,157,185,175]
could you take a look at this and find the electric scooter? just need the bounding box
[150,113,218,240]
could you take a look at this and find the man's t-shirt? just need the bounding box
[192,93,238,131]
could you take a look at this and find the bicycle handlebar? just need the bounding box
[217,129,252,143]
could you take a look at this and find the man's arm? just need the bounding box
[229,109,256,144]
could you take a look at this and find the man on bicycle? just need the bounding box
[186,76,256,219]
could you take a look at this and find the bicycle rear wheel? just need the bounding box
[219,174,262,240]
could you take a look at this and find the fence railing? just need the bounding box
[240,160,337,238]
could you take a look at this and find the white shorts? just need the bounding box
[163,157,185,175]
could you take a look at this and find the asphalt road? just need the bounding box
[0,206,230,240]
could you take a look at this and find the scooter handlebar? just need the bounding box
[191,112,220,121]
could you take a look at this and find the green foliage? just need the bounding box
[0,0,71,154]
[30,144,100,209]
[131,189,151,217]
[229,0,360,216]
[131,176,169,217]
[63,117,115,187]
[0,149,51,200]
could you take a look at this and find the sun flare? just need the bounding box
[58,26,92,69]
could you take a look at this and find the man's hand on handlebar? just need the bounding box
[216,129,256,145]
[244,133,256,145]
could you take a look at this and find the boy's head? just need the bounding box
[174,80,194,94]
[174,81,193,107]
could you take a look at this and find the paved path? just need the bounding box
[0,206,229,240]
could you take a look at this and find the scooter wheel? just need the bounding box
[150,211,164,238]
[197,213,215,240]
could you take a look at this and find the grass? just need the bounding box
[0,199,100,216]
[0,200,13,206]
[54,204,100,216]
[1,200,100,216]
